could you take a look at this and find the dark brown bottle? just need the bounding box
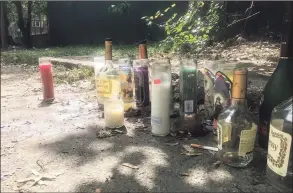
[258,42,293,149]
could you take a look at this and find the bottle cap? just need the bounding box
[232,68,248,99]
[138,40,147,45]
[105,38,112,42]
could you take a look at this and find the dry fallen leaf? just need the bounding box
[122,163,139,169]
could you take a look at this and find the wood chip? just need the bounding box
[122,163,139,169]
[180,173,189,176]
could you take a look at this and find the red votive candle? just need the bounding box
[39,61,55,102]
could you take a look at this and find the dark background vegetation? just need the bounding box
[0,1,291,50]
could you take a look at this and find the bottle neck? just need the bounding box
[231,98,247,107]
[139,44,148,59]
[105,59,113,68]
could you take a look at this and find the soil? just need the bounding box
[1,42,281,192]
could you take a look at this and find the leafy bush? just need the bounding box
[141,1,222,53]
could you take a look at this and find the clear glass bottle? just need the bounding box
[179,58,198,131]
[118,58,134,111]
[267,97,292,192]
[217,68,256,167]
[95,38,120,105]
[150,59,171,136]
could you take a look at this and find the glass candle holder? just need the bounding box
[150,59,171,136]
[39,58,55,102]
[104,99,124,128]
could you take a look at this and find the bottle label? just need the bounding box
[184,100,194,113]
[217,121,232,150]
[238,125,257,157]
[267,121,291,177]
[96,76,112,97]
[214,71,232,117]
[120,67,133,102]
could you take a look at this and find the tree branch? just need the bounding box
[227,11,260,28]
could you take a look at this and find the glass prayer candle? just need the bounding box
[39,59,55,102]
[104,99,124,128]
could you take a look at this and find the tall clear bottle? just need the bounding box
[217,69,256,167]
[119,58,134,111]
[267,97,292,192]
[95,38,120,105]
[179,58,198,131]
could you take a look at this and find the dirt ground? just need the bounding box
[1,43,281,192]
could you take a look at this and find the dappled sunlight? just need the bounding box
[208,168,233,183]
[185,168,207,187]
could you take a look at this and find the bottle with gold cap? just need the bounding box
[95,38,120,105]
[217,68,257,167]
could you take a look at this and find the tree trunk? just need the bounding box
[14,1,33,48]
[1,1,9,50]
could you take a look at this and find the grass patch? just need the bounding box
[1,43,164,65]
[53,65,95,85]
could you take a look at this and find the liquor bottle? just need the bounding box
[217,68,257,167]
[95,38,120,105]
[133,59,150,107]
[138,40,152,105]
[258,43,293,149]
[267,97,292,192]
[118,58,134,111]
[179,58,198,134]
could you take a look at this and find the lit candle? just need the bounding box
[39,59,55,102]
[104,99,124,128]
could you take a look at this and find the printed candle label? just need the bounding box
[96,77,112,97]
[120,67,133,102]
[238,125,257,157]
[267,122,292,177]
[214,71,232,116]
[151,116,162,125]
[184,100,194,113]
[217,121,232,150]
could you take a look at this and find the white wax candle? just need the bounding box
[104,101,124,128]
[151,81,171,136]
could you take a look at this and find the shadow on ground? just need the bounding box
[39,120,277,192]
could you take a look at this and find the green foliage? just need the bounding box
[141,1,222,53]
[6,1,48,23]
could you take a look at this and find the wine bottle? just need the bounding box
[217,68,257,167]
[95,38,120,105]
[258,43,293,149]
[267,97,292,192]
